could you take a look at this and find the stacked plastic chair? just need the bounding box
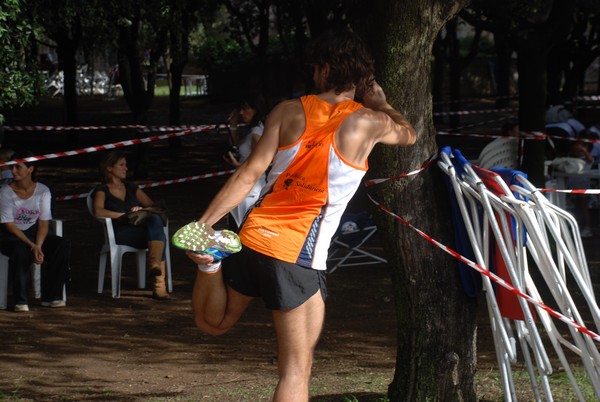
[438,146,600,401]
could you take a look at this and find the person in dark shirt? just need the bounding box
[92,151,170,299]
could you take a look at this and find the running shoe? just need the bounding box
[41,300,66,308]
[171,222,242,261]
[14,304,29,312]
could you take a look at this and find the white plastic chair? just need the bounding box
[477,138,519,169]
[86,190,172,298]
[440,147,600,401]
[0,219,66,309]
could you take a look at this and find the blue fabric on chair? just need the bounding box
[440,147,482,297]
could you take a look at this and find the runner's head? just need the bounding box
[305,29,375,98]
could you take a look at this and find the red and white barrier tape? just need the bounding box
[433,95,517,106]
[367,192,600,342]
[576,105,600,110]
[440,116,515,132]
[574,95,600,102]
[55,169,235,201]
[437,130,599,145]
[3,124,146,132]
[431,93,598,105]
[3,123,233,133]
[433,107,518,117]
[537,188,600,195]
[0,125,216,167]
[364,153,439,186]
[138,124,222,132]
[366,150,599,197]
[543,134,600,145]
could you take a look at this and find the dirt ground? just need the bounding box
[0,96,598,401]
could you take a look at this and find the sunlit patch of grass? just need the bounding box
[476,365,596,401]
[310,374,391,402]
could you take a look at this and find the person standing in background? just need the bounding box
[223,94,269,231]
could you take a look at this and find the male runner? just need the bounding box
[185,30,416,401]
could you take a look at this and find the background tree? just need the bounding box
[459,3,515,109]
[0,0,44,125]
[31,0,87,127]
[355,0,475,400]
[110,0,168,123]
[547,2,600,106]
[432,16,483,129]
[462,0,576,185]
[224,0,272,96]
[165,0,202,128]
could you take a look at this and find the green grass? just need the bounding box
[476,366,596,401]
[154,81,206,97]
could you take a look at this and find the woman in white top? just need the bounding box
[223,93,268,230]
[0,150,70,311]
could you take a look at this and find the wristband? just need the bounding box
[197,261,222,275]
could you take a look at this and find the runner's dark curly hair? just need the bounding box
[305,29,375,98]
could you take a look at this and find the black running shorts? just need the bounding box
[222,246,327,310]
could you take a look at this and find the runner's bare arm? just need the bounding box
[362,80,416,146]
[197,102,287,226]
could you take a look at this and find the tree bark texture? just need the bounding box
[359,1,477,401]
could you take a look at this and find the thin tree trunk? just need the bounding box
[168,62,184,148]
[494,33,512,109]
[517,42,550,186]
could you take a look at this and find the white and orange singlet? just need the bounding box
[239,95,367,270]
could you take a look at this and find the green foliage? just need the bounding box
[192,33,254,71]
[0,0,44,117]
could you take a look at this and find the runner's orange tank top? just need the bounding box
[239,95,367,269]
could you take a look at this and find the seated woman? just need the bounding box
[0,150,70,312]
[92,151,169,300]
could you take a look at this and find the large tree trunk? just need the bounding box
[359,1,476,400]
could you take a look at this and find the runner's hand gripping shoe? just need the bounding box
[171,222,242,261]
